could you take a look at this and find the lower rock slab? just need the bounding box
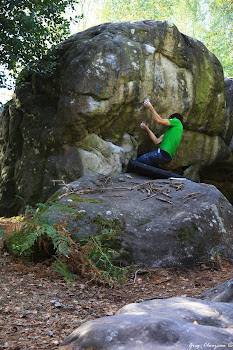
[60,296,233,349]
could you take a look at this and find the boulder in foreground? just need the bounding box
[52,173,233,267]
[60,296,233,350]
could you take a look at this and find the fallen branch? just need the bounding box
[124,269,141,285]
[141,193,157,201]
[142,294,175,301]
[102,195,124,197]
[57,180,163,200]
[133,181,156,189]
[183,192,204,203]
[2,323,43,327]
[161,192,172,199]
[154,277,172,285]
[52,179,72,190]
[156,197,173,204]
[57,185,136,199]
[124,269,160,285]
[170,182,184,191]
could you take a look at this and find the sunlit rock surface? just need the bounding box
[60,296,233,350]
[0,20,232,215]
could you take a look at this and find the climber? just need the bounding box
[134,99,183,166]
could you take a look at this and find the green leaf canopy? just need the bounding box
[0,0,81,86]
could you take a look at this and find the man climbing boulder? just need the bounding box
[135,99,183,166]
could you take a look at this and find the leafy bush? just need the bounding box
[53,258,76,284]
[3,203,130,286]
[81,236,129,285]
[3,203,71,261]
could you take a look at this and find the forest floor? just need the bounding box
[1,237,233,350]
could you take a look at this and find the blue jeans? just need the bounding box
[135,149,172,166]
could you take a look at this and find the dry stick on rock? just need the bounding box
[141,193,158,201]
[57,185,135,199]
[152,187,164,192]
[142,186,162,200]
[133,181,155,189]
[52,179,72,191]
[54,179,176,203]
[156,197,173,204]
[170,182,184,191]
[141,189,172,202]
[183,192,204,203]
[161,192,172,199]
[55,179,159,200]
[102,195,124,197]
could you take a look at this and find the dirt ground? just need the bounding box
[1,238,233,350]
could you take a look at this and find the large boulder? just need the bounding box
[0,20,233,215]
[48,173,233,268]
[198,77,233,203]
[224,78,233,145]
[60,296,233,350]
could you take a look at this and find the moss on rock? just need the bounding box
[177,227,195,244]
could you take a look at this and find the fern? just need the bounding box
[83,236,128,285]
[18,222,71,258]
[0,230,6,238]
[4,202,72,261]
[53,258,76,284]
[19,229,38,254]
[4,202,130,286]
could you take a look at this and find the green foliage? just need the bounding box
[177,227,195,244]
[4,203,130,285]
[82,236,129,285]
[80,215,125,259]
[53,258,76,284]
[0,0,82,87]
[16,48,59,86]
[100,0,174,23]
[0,230,6,238]
[77,215,131,285]
[38,200,78,214]
[191,222,198,231]
[4,203,72,261]
[20,222,70,258]
[201,0,233,76]
[93,215,122,236]
[98,0,233,76]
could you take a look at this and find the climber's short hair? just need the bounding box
[169,113,183,125]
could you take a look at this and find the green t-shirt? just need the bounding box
[160,118,183,158]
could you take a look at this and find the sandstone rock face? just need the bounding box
[60,296,233,350]
[0,20,232,214]
[198,77,233,203]
[49,173,233,268]
[224,78,233,146]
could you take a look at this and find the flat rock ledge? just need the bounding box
[60,296,233,350]
[55,173,233,267]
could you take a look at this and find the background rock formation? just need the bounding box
[199,77,233,203]
[0,20,233,215]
